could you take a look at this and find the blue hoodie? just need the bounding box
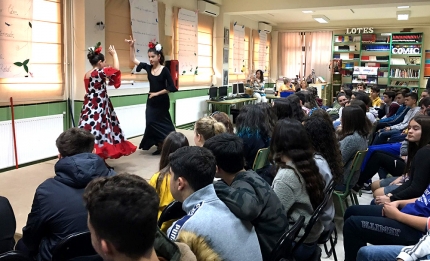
[21,153,115,261]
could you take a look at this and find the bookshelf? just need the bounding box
[331,32,424,97]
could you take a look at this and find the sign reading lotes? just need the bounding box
[346,27,374,34]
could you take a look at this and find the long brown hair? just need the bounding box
[338,105,370,141]
[405,115,430,177]
[269,119,325,209]
[156,132,189,193]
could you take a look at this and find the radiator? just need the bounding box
[114,104,146,138]
[0,114,64,169]
[175,96,208,126]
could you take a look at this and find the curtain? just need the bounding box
[305,31,332,81]
[279,32,303,79]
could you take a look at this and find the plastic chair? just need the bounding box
[268,216,305,261]
[252,148,270,171]
[333,149,368,216]
[0,251,31,261]
[318,179,338,261]
[158,201,186,228]
[292,194,329,261]
[51,231,102,261]
[368,121,379,145]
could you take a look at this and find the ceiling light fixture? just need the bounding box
[302,10,314,13]
[397,6,410,9]
[397,10,410,20]
[312,15,330,23]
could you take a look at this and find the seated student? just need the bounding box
[236,105,271,170]
[17,128,116,261]
[370,86,384,108]
[372,115,430,205]
[277,78,294,96]
[337,105,370,189]
[356,218,430,261]
[256,103,277,136]
[304,115,344,231]
[343,190,430,261]
[204,133,288,260]
[272,95,305,122]
[356,82,366,92]
[149,131,189,232]
[193,116,226,147]
[84,174,189,261]
[270,119,325,261]
[379,91,400,119]
[373,92,420,145]
[354,141,407,194]
[167,146,263,261]
[0,196,16,254]
[420,89,429,101]
[352,92,377,123]
[210,111,234,134]
[332,93,350,127]
[377,91,409,130]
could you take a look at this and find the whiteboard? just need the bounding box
[175,96,208,126]
[129,0,159,73]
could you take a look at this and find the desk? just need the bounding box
[206,98,257,115]
[266,94,280,103]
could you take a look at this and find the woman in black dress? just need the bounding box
[126,36,177,155]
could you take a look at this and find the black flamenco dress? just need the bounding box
[136,63,177,150]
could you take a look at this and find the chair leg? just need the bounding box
[330,234,338,261]
[352,193,360,205]
[323,243,331,258]
[334,194,345,216]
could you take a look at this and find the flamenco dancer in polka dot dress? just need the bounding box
[78,42,136,160]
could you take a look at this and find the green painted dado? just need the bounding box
[0,101,69,130]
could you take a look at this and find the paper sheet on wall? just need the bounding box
[259,31,267,72]
[129,0,159,73]
[0,0,33,78]
[178,8,198,75]
[233,24,245,74]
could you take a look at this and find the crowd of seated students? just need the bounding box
[4,85,430,261]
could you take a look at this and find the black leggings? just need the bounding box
[343,205,423,261]
[357,151,405,186]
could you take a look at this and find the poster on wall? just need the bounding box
[233,24,245,74]
[178,8,198,75]
[129,0,159,73]
[258,31,267,72]
[0,0,33,78]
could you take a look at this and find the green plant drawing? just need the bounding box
[14,59,30,73]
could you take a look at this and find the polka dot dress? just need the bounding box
[78,67,136,159]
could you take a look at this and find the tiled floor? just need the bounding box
[0,128,376,260]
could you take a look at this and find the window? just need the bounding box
[229,24,249,82]
[253,30,271,81]
[174,9,214,86]
[0,0,63,105]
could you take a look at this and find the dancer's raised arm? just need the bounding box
[125,35,140,66]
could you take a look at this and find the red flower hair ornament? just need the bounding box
[88,42,102,55]
[148,41,162,52]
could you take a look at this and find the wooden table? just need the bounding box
[206,97,257,115]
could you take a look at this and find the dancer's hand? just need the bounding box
[149,92,158,99]
[125,35,135,47]
[108,45,116,56]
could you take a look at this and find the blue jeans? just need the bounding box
[373,130,402,145]
[357,245,430,261]
[357,245,403,261]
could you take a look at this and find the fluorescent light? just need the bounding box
[302,10,314,13]
[312,15,330,23]
[397,6,410,9]
[397,10,410,20]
